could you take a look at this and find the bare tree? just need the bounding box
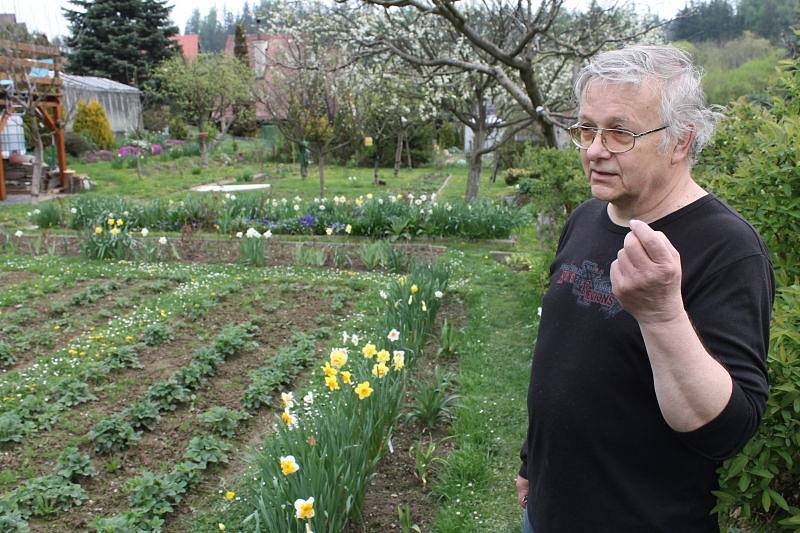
[253,32,358,196]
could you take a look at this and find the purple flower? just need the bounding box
[97,150,114,161]
[118,146,143,157]
[165,139,186,146]
[298,215,316,228]
[150,144,163,155]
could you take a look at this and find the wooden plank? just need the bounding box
[0,39,61,57]
[0,75,62,87]
[0,57,62,70]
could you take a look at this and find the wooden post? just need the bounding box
[53,104,68,191]
[0,136,5,201]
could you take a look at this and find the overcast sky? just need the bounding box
[3,0,687,40]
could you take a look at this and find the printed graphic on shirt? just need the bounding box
[555,260,623,318]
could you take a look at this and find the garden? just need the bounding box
[1,1,799,531]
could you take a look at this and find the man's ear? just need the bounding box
[671,128,694,165]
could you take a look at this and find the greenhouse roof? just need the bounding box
[61,74,140,94]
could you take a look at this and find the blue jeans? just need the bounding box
[522,509,534,533]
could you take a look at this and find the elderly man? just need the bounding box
[516,45,774,532]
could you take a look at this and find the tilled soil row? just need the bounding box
[2,278,178,373]
[0,289,249,483]
[27,286,337,532]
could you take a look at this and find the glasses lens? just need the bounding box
[570,126,595,148]
[603,129,635,153]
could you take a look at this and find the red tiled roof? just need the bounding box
[172,34,199,62]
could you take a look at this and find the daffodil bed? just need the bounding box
[0,253,453,532]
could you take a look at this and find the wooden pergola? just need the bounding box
[0,39,68,201]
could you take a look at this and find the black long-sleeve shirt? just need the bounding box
[520,195,774,532]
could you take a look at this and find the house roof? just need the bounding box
[61,74,141,94]
[172,34,199,62]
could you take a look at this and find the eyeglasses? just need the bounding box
[568,124,669,154]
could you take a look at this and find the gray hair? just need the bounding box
[574,45,722,165]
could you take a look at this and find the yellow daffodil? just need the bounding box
[408,294,413,305]
[372,362,389,379]
[422,300,427,312]
[94,226,103,235]
[224,490,235,501]
[110,227,121,236]
[107,218,115,226]
[398,275,406,286]
[126,335,134,342]
[218,524,226,531]
[294,497,315,519]
[68,349,78,356]
[281,392,294,409]
[361,343,377,359]
[280,455,300,476]
[322,362,338,377]
[116,219,124,226]
[53,325,60,331]
[329,349,348,369]
[79,351,86,356]
[281,410,297,427]
[325,375,340,391]
[410,284,418,294]
[366,193,373,200]
[345,224,352,234]
[341,370,352,384]
[376,350,390,364]
[355,381,373,400]
[393,351,405,370]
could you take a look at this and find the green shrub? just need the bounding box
[141,322,173,346]
[0,413,31,443]
[123,400,162,431]
[73,99,114,150]
[145,379,191,411]
[64,131,96,157]
[27,202,63,229]
[168,116,188,140]
[0,341,15,367]
[14,475,86,517]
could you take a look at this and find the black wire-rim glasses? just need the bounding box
[568,124,669,154]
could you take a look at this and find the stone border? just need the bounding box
[2,234,447,270]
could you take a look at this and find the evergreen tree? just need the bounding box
[185,8,201,35]
[234,23,249,63]
[240,3,256,33]
[64,0,178,86]
[198,7,226,52]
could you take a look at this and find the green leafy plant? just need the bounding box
[101,345,143,372]
[55,378,97,407]
[183,435,231,468]
[359,239,391,270]
[398,504,422,533]
[125,471,183,517]
[293,243,327,267]
[238,228,268,267]
[0,413,32,444]
[144,379,191,411]
[198,407,250,438]
[437,319,459,358]
[123,400,162,431]
[141,322,173,346]
[55,446,97,480]
[409,436,445,488]
[89,415,141,454]
[405,367,459,431]
[14,475,86,517]
[0,341,16,367]
[27,202,63,229]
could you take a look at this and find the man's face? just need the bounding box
[577,80,676,213]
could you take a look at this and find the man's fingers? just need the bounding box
[629,219,673,263]
[622,231,650,268]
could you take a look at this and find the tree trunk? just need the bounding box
[490,154,500,183]
[404,132,412,168]
[318,153,325,198]
[465,124,486,202]
[373,143,380,184]
[542,120,557,148]
[393,130,403,178]
[30,129,43,198]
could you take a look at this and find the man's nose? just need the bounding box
[586,130,611,159]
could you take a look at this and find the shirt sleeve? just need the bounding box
[674,253,774,461]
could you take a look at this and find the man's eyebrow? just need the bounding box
[577,114,630,125]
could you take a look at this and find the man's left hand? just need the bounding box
[610,219,684,325]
